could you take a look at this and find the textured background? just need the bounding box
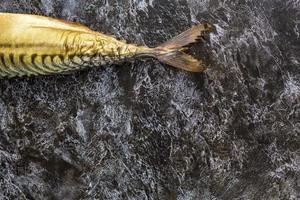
[0,0,299,199]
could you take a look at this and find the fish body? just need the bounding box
[0,13,213,78]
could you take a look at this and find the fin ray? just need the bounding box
[160,23,213,50]
[149,23,213,72]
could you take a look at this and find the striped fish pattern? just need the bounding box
[0,12,213,78]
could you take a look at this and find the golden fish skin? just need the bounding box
[0,12,213,78]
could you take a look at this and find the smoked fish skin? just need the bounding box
[0,13,213,78]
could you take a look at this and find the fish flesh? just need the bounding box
[0,12,213,78]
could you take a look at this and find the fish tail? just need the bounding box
[151,23,213,72]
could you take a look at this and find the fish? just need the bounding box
[0,12,213,78]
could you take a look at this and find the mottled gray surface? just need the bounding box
[0,0,299,199]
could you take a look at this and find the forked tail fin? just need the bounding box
[152,23,213,72]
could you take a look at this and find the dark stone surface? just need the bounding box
[0,0,299,199]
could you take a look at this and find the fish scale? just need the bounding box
[0,53,13,77]
[30,54,54,74]
[0,12,212,78]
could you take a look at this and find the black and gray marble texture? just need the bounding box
[0,0,299,199]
